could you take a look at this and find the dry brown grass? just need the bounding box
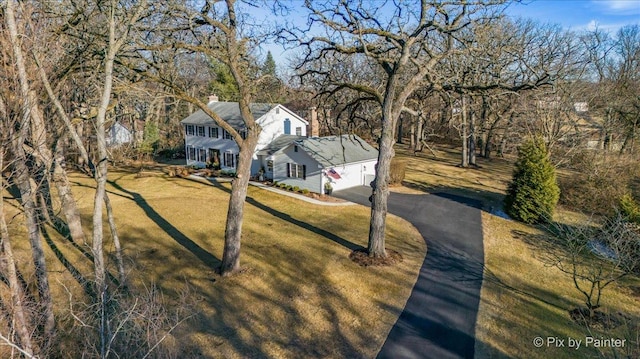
[2,169,425,358]
[395,144,640,358]
[476,211,640,359]
[395,144,514,210]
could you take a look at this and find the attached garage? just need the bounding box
[271,135,378,194]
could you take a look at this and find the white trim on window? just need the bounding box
[223,152,235,168]
[208,127,219,138]
[287,163,306,179]
[186,145,196,161]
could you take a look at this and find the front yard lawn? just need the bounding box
[4,169,425,358]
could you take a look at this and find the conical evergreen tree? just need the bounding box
[504,137,560,224]
[262,51,277,77]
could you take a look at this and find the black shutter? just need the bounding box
[287,163,291,177]
[302,165,306,179]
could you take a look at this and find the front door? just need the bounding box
[208,148,220,168]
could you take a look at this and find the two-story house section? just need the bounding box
[181,96,308,174]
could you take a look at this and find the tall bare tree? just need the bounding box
[290,0,509,257]
[0,91,37,358]
[132,0,278,275]
[2,0,56,339]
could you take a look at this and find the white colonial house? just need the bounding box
[266,135,378,194]
[181,97,378,193]
[181,97,308,174]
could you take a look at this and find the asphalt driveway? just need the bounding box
[334,186,484,359]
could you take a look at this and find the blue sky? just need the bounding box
[507,0,640,32]
[263,0,640,67]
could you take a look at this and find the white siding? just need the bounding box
[255,106,307,151]
[106,123,132,147]
[326,160,377,191]
[184,104,308,173]
[185,124,238,168]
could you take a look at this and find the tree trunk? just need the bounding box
[460,94,469,167]
[4,0,55,339]
[415,115,424,152]
[468,110,477,166]
[93,7,126,356]
[104,193,126,286]
[479,96,489,158]
[220,137,258,275]
[410,119,415,151]
[368,103,396,258]
[13,151,56,340]
[484,114,504,160]
[0,149,35,356]
[396,114,403,144]
[53,141,87,243]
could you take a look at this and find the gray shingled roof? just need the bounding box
[258,134,305,155]
[295,135,378,167]
[180,102,274,128]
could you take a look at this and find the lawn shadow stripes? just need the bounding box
[40,224,96,299]
[245,196,366,252]
[191,176,365,252]
[108,180,222,271]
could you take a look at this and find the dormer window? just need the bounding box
[294,145,298,152]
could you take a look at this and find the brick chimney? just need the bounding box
[308,106,319,137]
[208,94,219,104]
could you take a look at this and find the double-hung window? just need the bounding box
[223,152,235,168]
[198,149,207,162]
[287,163,306,179]
[186,146,196,160]
[185,125,195,136]
[208,127,219,138]
[223,130,232,140]
[197,126,205,137]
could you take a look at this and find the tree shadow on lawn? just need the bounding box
[194,176,367,253]
[107,179,221,271]
[40,223,96,299]
[401,181,504,212]
[176,241,376,358]
[109,176,419,357]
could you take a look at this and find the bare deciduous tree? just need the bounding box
[545,215,640,318]
[289,0,509,257]
[132,0,278,275]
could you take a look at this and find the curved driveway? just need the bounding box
[334,187,485,359]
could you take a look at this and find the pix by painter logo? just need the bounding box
[533,336,583,349]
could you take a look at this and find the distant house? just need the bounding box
[180,96,308,174]
[268,135,378,194]
[106,121,133,147]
